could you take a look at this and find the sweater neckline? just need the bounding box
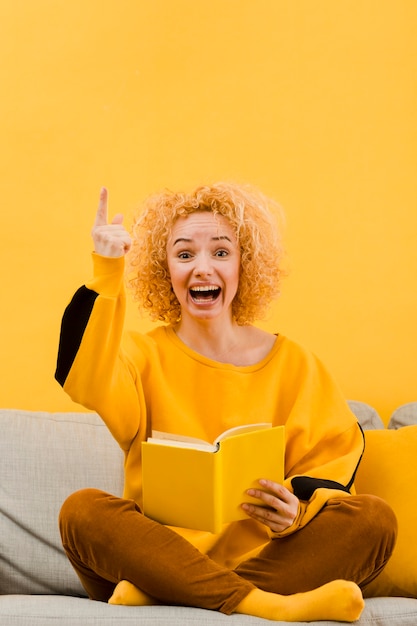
[163,326,283,372]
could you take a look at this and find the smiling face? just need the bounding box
[166,211,241,324]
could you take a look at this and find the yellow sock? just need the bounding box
[108,580,159,606]
[235,580,364,623]
[109,577,364,622]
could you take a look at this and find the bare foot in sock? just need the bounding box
[235,579,364,622]
[108,580,160,606]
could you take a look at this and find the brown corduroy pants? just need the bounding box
[59,488,397,615]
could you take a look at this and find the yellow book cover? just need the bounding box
[141,423,285,533]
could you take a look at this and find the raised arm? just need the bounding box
[55,189,142,448]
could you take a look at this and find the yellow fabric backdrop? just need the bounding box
[1,0,416,421]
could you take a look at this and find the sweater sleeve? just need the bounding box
[273,462,365,540]
[55,253,145,449]
[271,343,366,537]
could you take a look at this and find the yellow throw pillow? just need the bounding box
[355,425,417,597]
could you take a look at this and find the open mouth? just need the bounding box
[189,285,221,304]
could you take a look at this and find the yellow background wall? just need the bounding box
[1,1,416,422]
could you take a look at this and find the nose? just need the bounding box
[193,252,213,277]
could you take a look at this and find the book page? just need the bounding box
[147,430,216,451]
[148,422,273,453]
[214,422,272,444]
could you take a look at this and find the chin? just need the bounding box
[186,305,224,321]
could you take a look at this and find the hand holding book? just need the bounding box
[242,478,299,533]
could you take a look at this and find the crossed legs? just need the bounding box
[59,488,396,622]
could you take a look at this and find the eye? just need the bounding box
[215,249,229,257]
[178,251,192,260]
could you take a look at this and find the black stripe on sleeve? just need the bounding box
[291,423,366,501]
[55,286,99,386]
[345,422,366,492]
[291,476,351,501]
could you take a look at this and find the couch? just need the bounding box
[1,402,417,625]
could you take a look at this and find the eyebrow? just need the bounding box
[172,235,232,246]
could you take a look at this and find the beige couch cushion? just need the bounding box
[0,410,124,595]
[388,402,417,429]
[0,595,417,626]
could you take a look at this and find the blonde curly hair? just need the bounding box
[127,182,287,325]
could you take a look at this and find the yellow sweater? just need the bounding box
[56,254,364,568]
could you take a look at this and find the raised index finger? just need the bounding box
[94,187,108,227]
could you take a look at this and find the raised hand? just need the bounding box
[91,187,132,257]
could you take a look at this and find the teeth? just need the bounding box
[190,286,219,292]
[189,286,221,302]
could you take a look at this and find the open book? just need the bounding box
[141,423,285,533]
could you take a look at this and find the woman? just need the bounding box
[56,183,396,622]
